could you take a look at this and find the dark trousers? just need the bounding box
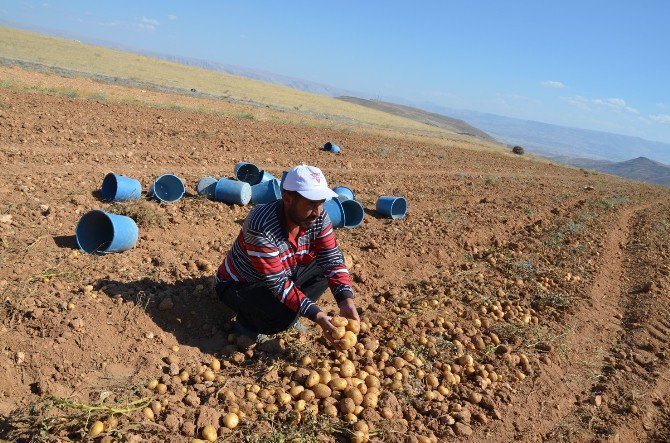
[215,261,328,335]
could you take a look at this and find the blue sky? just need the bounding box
[2,1,670,143]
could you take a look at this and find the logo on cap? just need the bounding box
[310,172,322,183]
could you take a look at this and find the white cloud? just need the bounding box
[96,18,157,32]
[650,114,670,124]
[541,80,565,89]
[567,96,638,114]
[141,16,159,25]
[564,95,590,109]
[657,102,669,109]
[168,14,177,20]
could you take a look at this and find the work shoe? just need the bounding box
[233,321,270,344]
[292,318,308,333]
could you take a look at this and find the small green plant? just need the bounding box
[237,112,255,119]
[512,145,525,155]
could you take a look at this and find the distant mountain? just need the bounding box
[336,96,496,142]
[544,155,670,186]
[417,104,670,165]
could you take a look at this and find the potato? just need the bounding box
[324,403,338,417]
[146,378,159,390]
[340,360,356,378]
[332,316,348,328]
[304,370,320,388]
[89,421,104,437]
[339,397,356,414]
[223,412,239,429]
[345,319,361,334]
[300,389,315,402]
[278,392,292,404]
[318,370,332,385]
[150,400,162,415]
[340,331,358,350]
[210,359,221,371]
[201,425,217,442]
[344,412,358,423]
[313,383,332,399]
[329,377,348,391]
[203,370,215,382]
[142,407,155,420]
[179,370,190,382]
[458,354,474,367]
[344,387,364,405]
[362,392,378,408]
[294,367,310,381]
[351,430,369,443]
[156,383,168,395]
[290,385,304,398]
[332,326,347,340]
[354,421,370,433]
[294,399,306,412]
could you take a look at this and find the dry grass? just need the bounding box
[0,26,508,156]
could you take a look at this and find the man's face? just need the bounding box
[284,191,325,229]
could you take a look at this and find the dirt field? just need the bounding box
[1,68,669,442]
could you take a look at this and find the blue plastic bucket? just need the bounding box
[323,198,345,229]
[259,170,277,183]
[215,178,252,205]
[332,186,355,201]
[251,179,281,204]
[323,142,341,154]
[341,199,365,228]
[149,174,185,203]
[234,162,262,185]
[196,176,218,199]
[75,210,138,254]
[376,196,407,219]
[100,173,142,202]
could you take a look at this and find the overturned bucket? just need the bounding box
[148,174,185,203]
[234,162,263,185]
[75,210,138,254]
[101,173,142,202]
[324,198,345,229]
[215,178,252,205]
[376,196,407,219]
[341,199,365,228]
[323,142,341,154]
[251,179,281,204]
[259,170,277,183]
[333,186,355,201]
[196,176,218,199]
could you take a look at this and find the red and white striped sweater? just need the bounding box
[216,200,353,320]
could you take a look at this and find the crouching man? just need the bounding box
[214,164,359,347]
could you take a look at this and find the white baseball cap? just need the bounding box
[282,164,339,201]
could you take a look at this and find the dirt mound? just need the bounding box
[1,71,669,442]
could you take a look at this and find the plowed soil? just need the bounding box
[1,67,669,443]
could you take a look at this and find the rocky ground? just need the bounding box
[0,70,669,442]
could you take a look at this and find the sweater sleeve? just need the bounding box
[242,226,321,320]
[314,213,354,303]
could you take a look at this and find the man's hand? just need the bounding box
[338,298,360,322]
[315,312,342,349]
